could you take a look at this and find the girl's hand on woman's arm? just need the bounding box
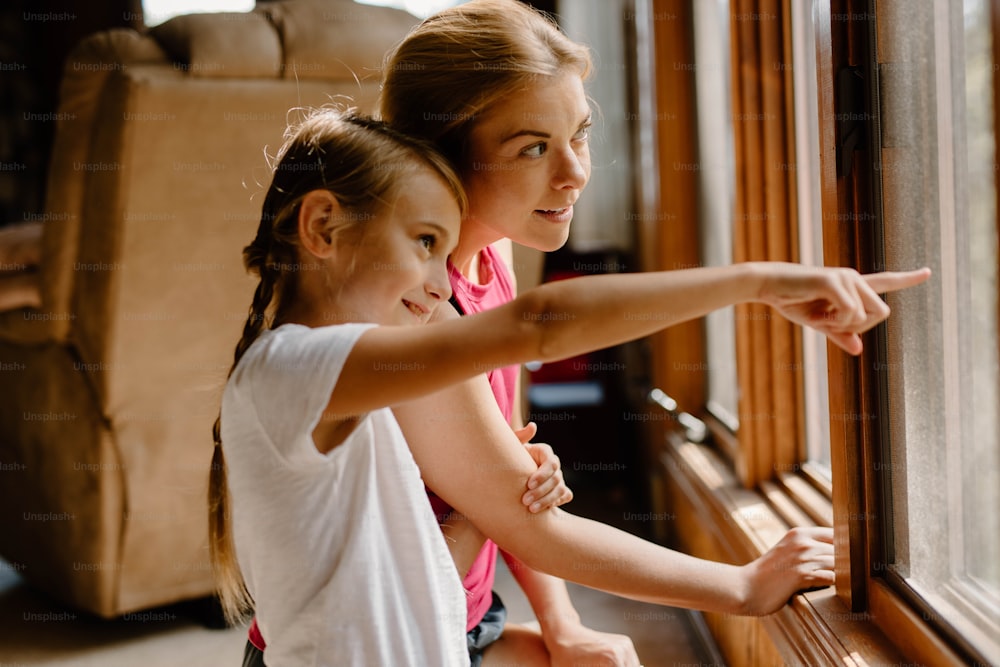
[515,422,574,513]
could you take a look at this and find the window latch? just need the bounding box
[648,388,707,443]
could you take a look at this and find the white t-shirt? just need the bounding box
[222,322,468,666]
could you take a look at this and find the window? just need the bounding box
[693,0,741,435]
[874,0,1000,660]
[140,0,254,26]
[355,0,467,19]
[634,0,997,662]
[789,0,831,476]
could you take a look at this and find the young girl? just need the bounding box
[210,108,929,666]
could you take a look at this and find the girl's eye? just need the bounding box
[521,142,547,158]
[574,124,592,142]
[418,234,436,250]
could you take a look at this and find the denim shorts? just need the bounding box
[240,592,508,667]
[467,591,508,667]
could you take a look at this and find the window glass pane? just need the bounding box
[141,0,254,26]
[355,0,466,19]
[790,0,830,473]
[693,0,739,432]
[878,0,1000,657]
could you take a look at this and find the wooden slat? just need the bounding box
[776,471,834,526]
[994,0,1000,370]
[820,0,868,611]
[648,0,705,414]
[729,0,804,487]
[731,0,771,487]
[759,0,800,476]
[759,479,815,528]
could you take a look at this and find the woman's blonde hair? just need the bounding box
[379,0,592,168]
[208,109,466,624]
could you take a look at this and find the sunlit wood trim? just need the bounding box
[867,578,967,667]
[759,479,814,528]
[763,587,910,667]
[702,410,741,470]
[665,435,779,557]
[775,472,833,527]
[799,461,833,498]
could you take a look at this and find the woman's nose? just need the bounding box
[551,145,590,191]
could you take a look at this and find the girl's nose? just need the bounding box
[426,260,452,303]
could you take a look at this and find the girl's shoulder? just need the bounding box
[232,322,376,385]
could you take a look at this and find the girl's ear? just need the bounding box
[297,189,341,259]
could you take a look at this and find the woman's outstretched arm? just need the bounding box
[394,365,825,616]
[332,263,930,418]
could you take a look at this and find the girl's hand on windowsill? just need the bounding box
[740,526,836,616]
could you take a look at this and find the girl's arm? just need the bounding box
[394,362,824,616]
[331,263,930,418]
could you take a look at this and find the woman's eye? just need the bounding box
[418,234,436,250]
[521,142,547,158]
[574,125,591,142]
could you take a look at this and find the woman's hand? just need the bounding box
[740,526,835,616]
[516,422,574,513]
[756,264,931,355]
[545,622,641,667]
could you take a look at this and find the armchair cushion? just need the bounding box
[261,0,419,80]
[150,12,282,79]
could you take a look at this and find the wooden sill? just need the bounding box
[661,435,912,667]
[867,577,978,667]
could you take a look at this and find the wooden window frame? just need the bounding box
[828,1,998,665]
[633,0,987,664]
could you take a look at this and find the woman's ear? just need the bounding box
[297,190,341,259]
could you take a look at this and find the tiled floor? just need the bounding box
[0,480,723,666]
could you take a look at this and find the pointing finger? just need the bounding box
[864,267,931,294]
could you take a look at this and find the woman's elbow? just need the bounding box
[469,506,570,573]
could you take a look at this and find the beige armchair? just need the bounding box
[0,0,418,618]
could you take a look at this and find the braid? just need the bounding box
[208,237,283,624]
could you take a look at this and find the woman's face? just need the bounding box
[462,70,592,252]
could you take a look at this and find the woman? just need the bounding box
[380,2,635,663]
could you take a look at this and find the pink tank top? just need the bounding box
[428,244,517,631]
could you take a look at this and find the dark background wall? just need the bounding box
[1,0,136,227]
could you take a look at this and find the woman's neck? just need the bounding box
[451,222,502,285]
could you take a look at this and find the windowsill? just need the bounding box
[657,433,911,666]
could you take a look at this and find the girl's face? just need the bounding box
[462,70,592,252]
[333,168,461,327]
